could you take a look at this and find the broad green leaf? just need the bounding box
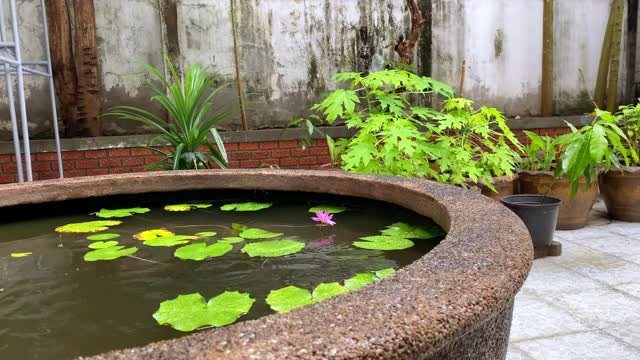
[354,236,415,250]
[153,291,255,332]
[312,282,349,302]
[143,235,198,247]
[220,202,273,212]
[380,222,445,239]
[56,221,122,233]
[239,228,283,239]
[88,241,119,249]
[344,273,378,290]
[218,237,245,244]
[84,246,138,261]
[87,233,121,241]
[231,223,247,236]
[10,252,32,258]
[308,205,347,214]
[174,242,233,260]
[375,268,397,280]
[241,240,305,257]
[134,229,175,241]
[266,286,314,313]
[195,232,217,237]
[95,207,150,218]
[164,204,212,212]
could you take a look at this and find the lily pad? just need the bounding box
[153,291,255,332]
[10,252,32,258]
[312,282,349,302]
[143,235,198,247]
[218,237,245,244]
[164,204,212,212]
[84,246,138,261]
[266,286,314,313]
[87,233,120,241]
[174,243,233,261]
[88,241,119,249]
[220,202,273,212]
[344,273,378,290]
[195,232,217,237]
[134,229,175,241]
[56,220,122,233]
[95,207,150,218]
[239,228,283,239]
[308,205,347,214]
[380,222,445,239]
[241,240,305,257]
[375,267,397,280]
[353,235,415,250]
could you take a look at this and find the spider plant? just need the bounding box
[107,55,230,170]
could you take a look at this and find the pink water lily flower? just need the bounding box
[311,211,336,226]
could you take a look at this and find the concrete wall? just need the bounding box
[0,0,637,140]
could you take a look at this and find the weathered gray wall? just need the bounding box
[0,0,637,140]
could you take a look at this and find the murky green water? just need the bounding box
[0,190,443,359]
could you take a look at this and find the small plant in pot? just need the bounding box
[598,103,640,221]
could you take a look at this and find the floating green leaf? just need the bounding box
[239,228,283,239]
[266,286,314,313]
[195,232,217,237]
[241,240,305,257]
[87,233,121,241]
[84,246,138,261]
[312,282,349,302]
[308,205,347,214]
[231,223,247,236]
[375,267,397,280]
[153,291,255,332]
[174,243,233,261]
[220,202,273,212]
[164,204,212,212]
[88,241,119,249]
[344,273,378,290]
[143,235,198,247]
[380,222,445,239]
[134,229,175,241]
[353,235,414,250]
[56,220,122,233]
[10,252,32,258]
[95,207,150,218]
[218,237,245,244]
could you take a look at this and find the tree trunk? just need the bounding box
[606,0,625,112]
[396,0,426,65]
[595,3,615,109]
[73,0,102,136]
[44,0,78,137]
[541,0,554,116]
[625,0,638,104]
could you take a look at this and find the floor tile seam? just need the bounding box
[526,284,608,297]
[599,327,640,353]
[546,259,627,292]
[549,247,640,278]
[510,328,600,344]
[507,342,537,360]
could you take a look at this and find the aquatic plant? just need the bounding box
[218,237,245,244]
[56,220,122,233]
[238,228,283,239]
[10,252,32,258]
[88,241,119,249]
[164,204,212,212]
[174,243,233,261]
[86,233,121,241]
[84,246,138,262]
[311,211,336,226]
[143,235,198,247]
[353,235,414,250]
[354,222,444,250]
[95,208,150,218]
[308,205,346,214]
[194,232,217,237]
[241,240,305,257]
[220,202,273,212]
[134,229,175,241]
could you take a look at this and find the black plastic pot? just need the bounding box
[501,195,563,248]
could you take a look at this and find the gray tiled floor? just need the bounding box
[509,200,640,359]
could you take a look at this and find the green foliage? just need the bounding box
[56,220,122,233]
[195,232,217,237]
[311,282,349,302]
[88,241,119,249]
[266,286,314,313]
[107,55,229,170]
[380,222,444,239]
[220,202,273,212]
[353,235,415,250]
[518,131,558,171]
[10,252,32,258]
[143,235,198,247]
[95,208,150,218]
[84,246,138,261]
[343,273,378,290]
[86,233,121,241]
[239,228,283,239]
[134,229,175,240]
[153,292,255,332]
[174,242,232,260]
[241,240,305,257]
[218,237,245,244]
[308,205,347,214]
[616,103,640,164]
[164,204,212,212]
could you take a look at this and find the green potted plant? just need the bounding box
[599,103,640,221]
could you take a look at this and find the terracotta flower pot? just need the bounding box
[465,176,515,201]
[515,170,598,230]
[599,166,640,222]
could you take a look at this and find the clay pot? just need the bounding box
[599,166,640,222]
[515,170,598,230]
[466,176,515,201]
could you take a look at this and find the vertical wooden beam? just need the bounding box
[607,0,625,112]
[625,0,638,103]
[230,0,248,130]
[595,3,615,108]
[541,0,554,116]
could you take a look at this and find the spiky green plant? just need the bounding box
[108,55,230,170]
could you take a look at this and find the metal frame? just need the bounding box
[0,0,63,183]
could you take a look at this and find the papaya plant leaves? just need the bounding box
[353,236,414,250]
[95,207,150,218]
[143,235,198,247]
[344,273,378,290]
[164,204,212,212]
[134,229,175,241]
[312,282,349,302]
[308,205,347,214]
[88,241,119,249]
[174,243,233,261]
[56,220,122,233]
[266,286,314,313]
[195,232,217,237]
[87,233,121,241]
[241,240,305,257]
[380,222,444,239]
[220,202,273,212]
[84,246,138,261]
[239,228,283,239]
[153,291,255,332]
[10,252,32,258]
[218,237,245,244]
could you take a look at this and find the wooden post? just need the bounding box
[595,3,615,108]
[541,0,554,116]
[625,0,638,104]
[607,0,625,112]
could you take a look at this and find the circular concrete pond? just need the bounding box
[0,170,533,359]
